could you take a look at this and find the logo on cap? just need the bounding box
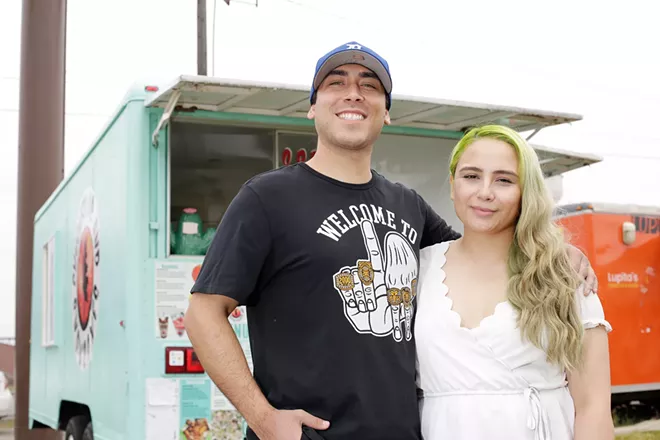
[346,43,362,50]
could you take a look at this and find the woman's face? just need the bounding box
[451,138,522,235]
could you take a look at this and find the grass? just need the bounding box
[0,413,657,438]
[616,432,660,440]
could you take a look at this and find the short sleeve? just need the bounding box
[416,191,462,248]
[576,284,612,333]
[190,184,271,306]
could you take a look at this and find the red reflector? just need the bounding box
[145,85,159,92]
[165,347,205,374]
[186,349,205,373]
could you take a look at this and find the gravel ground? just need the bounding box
[616,419,660,435]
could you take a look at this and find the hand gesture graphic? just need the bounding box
[333,219,418,342]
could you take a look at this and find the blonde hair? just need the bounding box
[449,125,583,371]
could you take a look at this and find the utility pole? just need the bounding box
[15,0,66,439]
[197,0,207,75]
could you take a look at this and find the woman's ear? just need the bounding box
[449,174,455,201]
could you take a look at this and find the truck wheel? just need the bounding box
[65,415,88,440]
[82,421,94,440]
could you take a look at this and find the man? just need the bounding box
[184,42,597,440]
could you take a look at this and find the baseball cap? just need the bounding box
[310,41,392,110]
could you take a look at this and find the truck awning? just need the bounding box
[145,76,595,177]
[532,144,603,177]
[145,75,582,133]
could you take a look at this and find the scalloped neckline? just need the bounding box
[435,240,510,332]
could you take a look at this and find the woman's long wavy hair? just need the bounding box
[449,125,584,371]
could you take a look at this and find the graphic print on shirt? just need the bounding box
[317,204,419,342]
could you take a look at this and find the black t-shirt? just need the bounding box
[191,163,460,440]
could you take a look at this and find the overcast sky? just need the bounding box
[0,0,658,337]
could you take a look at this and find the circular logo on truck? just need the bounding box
[72,188,100,370]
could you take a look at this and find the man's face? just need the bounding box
[307,64,391,152]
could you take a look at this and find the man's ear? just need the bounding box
[384,109,391,125]
[307,105,316,120]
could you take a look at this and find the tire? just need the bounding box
[82,421,94,440]
[65,415,89,440]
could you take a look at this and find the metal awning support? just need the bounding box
[526,128,542,141]
[151,89,181,147]
[532,144,603,177]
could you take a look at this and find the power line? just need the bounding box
[272,0,387,30]
[0,108,109,118]
[600,153,660,161]
[224,0,258,5]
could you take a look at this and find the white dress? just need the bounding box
[414,241,612,440]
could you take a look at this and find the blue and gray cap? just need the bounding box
[310,41,393,110]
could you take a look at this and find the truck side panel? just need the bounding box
[593,212,660,390]
[122,106,171,440]
[29,100,135,437]
[558,211,660,391]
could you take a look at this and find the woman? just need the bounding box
[414,125,614,440]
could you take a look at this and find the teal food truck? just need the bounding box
[27,75,599,440]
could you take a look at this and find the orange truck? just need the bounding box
[555,202,660,402]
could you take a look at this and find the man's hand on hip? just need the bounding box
[254,408,330,440]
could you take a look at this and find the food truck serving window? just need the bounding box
[167,121,275,257]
